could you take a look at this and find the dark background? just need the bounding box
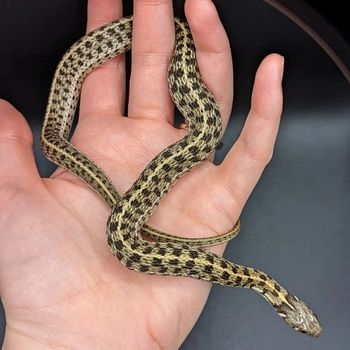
[306,1,349,38]
[0,0,349,349]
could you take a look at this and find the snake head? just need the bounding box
[278,294,322,337]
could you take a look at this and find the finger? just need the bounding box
[185,0,233,131]
[0,100,40,188]
[79,0,125,117]
[128,0,175,123]
[218,54,284,208]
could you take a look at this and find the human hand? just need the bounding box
[0,0,283,348]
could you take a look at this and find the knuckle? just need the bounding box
[237,139,272,166]
[133,52,171,67]
[135,0,169,5]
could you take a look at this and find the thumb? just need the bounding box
[0,99,40,189]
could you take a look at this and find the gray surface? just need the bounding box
[182,111,350,349]
[181,3,350,348]
[1,1,349,349]
[181,3,350,349]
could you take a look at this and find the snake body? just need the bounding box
[41,16,239,248]
[41,16,322,337]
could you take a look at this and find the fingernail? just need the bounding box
[279,55,285,82]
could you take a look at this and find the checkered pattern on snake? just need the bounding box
[41,16,322,336]
[41,15,239,247]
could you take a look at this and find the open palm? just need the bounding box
[0,0,283,349]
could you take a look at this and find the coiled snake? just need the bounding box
[41,16,322,337]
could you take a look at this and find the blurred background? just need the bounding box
[0,1,349,349]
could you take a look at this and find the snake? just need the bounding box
[40,16,240,248]
[41,15,322,337]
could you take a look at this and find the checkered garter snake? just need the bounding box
[41,16,322,336]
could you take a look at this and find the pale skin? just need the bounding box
[0,0,284,348]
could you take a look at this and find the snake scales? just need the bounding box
[41,16,322,337]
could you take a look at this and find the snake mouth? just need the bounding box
[277,294,322,337]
